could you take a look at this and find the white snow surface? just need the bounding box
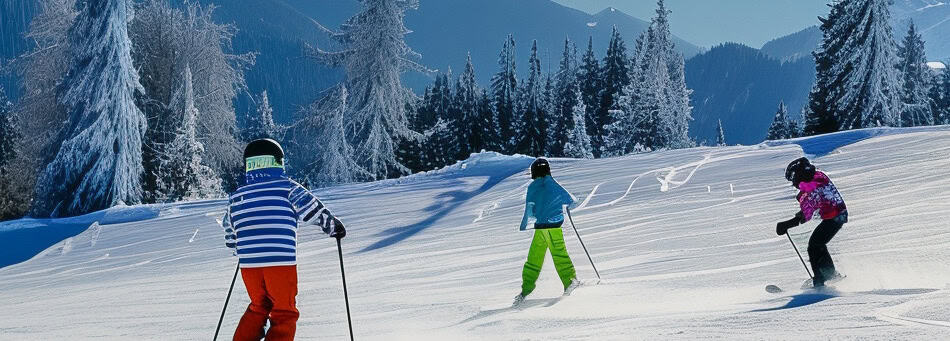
[2,128,950,340]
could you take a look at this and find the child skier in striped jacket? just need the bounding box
[514,158,581,305]
[222,139,346,341]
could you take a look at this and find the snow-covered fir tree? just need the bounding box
[605,0,693,154]
[897,22,933,127]
[595,26,630,155]
[542,75,557,154]
[601,32,647,157]
[301,86,370,186]
[131,0,252,197]
[579,37,601,151]
[929,67,950,125]
[805,0,902,135]
[716,120,726,146]
[510,40,546,156]
[766,100,797,140]
[309,0,426,180]
[549,39,580,157]
[455,53,488,158]
[245,91,280,140]
[941,69,950,125]
[419,73,453,132]
[563,91,594,159]
[155,66,223,201]
[476,88,501,152]
[32,0,148,217]
[659,3,694,148]
[421,118,456,170]
[491,35,518,153]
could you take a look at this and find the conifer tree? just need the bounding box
[304,86,370,186]
[579,37,601,150]
[550,39,580,157]
[246,91,279,140]
[511,40,546,156]
[454,56,481,159]
[931,67,950,125]
[309,0,426,179]
[767,100,794,140]
[563,91,594,159]
[491,35,518,153]
[33,0,148,217]
[805,0,902,135]
[155,65,223,201]
[595,26,630,155]
[897,22,933,127]
[716,119,726,146]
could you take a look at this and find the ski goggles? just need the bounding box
[245,155,284,172]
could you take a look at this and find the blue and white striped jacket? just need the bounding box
[222,169,340,268]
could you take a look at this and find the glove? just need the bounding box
[795,211,806,224]
[775,216,801,236]
[329,218,346,239]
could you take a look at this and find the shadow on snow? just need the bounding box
[751,291,839,312]
[359,158,533,252]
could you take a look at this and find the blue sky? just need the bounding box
[550,0,829,48]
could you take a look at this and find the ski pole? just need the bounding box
[336,238,355,341]
[785,233,813,279]
[566,209,601,280]
[213,262,240,341]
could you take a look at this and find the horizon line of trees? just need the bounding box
[389,0,694,174]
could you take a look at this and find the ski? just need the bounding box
[765,273,846,293]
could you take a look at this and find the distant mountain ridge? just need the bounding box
[685,43,815,145]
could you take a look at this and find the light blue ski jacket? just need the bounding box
[519,175,578,231]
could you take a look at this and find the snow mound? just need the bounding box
[763,125,950,157]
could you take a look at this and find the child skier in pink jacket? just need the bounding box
[776,157,848,287]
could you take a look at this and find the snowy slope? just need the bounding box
[2,128,950,340]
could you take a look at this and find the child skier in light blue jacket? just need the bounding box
[514,158,580,305]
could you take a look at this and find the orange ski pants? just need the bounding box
[233,265,299,341]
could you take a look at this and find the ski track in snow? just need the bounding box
[2,127,950,339]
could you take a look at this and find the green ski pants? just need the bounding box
[521,228,576,296]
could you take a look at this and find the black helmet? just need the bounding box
[244,139,284,170]
[531,158,551,179]
[785,157,815,184]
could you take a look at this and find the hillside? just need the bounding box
[760,26,822,63]
[685,43,815,145]
[1,127,949,339]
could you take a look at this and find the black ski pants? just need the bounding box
[807,212,846,284]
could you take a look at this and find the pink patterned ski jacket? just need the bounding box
[797,170,847,222]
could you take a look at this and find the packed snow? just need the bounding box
[1,128,950,340]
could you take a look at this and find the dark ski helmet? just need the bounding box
[785,157,815,185]
[244,138,284,171]
[531,158,551,179]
